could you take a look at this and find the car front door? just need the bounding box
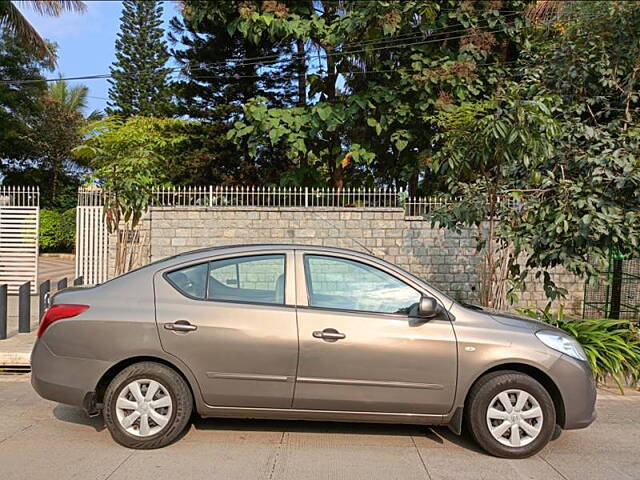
[293,250,457,414]
[154,250,298,409]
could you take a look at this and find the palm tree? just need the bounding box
[48,77,101,120]
[0,1,86,67]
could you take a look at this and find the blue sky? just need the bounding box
[18,0,180,114]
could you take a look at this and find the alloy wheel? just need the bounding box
[486,389,543,447]
[115,378,173,437]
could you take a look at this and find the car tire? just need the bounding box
[465,370,556,458]
[103,361,193,449]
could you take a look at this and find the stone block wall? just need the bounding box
[131,206,585,313]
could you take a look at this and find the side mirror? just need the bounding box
[418,295,441,318]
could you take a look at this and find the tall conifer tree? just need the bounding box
[107,0,172,117]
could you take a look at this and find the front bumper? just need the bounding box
[549,354,597,429]
[31,338,110,409]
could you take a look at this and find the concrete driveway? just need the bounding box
[0,376,638,480]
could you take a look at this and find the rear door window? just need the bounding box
[166,263,208,299]
[208,254,286,305]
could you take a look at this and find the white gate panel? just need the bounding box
[76,205,108,285]
[0,187,39,294]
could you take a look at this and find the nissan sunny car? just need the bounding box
[31,244,596,457]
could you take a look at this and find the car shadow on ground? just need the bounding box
[52,404,486,454]
[53,404,106,432]
[191,416,486,454]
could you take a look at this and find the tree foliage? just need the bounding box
[0,31,47,165]
[73,116,190,274]
[169,1,297,185]
[211,0,530,190]
[73,116,190,230]
[107,0,172,118]
[429,1,640,305]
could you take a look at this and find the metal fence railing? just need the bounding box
[0,185,39,207]
[77,186,482,217]
[151,186,408,209]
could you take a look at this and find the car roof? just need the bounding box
[168,243,377,262]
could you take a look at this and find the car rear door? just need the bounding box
[154,249,298,409]
[292,250,457,414]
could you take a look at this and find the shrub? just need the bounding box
[39,209,61,252]
[59,208,76,251]
[39,208,75,253]
[520,306,640,391]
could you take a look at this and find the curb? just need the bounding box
[40,253,75,260]
[0,351,30,366]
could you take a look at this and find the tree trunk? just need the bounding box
[50,161,59,207]
[408,170,419,197]
[322,1,341,189]
[331,164,344,190]
[296,38,306,107]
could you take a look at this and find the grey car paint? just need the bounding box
[31,244,596,431]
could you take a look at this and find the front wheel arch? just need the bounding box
[463,363,566,428]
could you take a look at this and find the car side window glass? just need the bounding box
[208,254,286,305]
[304,255,421,314]
[166,263,208,299]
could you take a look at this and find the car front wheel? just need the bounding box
[103,361,193,449]
[465,370,556,458]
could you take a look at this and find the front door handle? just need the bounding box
[164,320,197,332]
[312,328,346,342]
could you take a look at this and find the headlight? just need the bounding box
[535,330,587,361]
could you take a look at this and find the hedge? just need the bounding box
[39,208,75,253]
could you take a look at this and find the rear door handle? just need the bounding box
[312,328,346,341]
[164,320,197,332]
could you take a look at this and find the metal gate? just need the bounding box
[0,186,39,293]
[76,188,109,285]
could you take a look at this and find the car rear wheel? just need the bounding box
[465,370,556,458]
[103,362,193,449]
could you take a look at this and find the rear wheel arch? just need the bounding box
[463,363,566,428]
[95,356,198,410]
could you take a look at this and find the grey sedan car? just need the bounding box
[31,244,596,457]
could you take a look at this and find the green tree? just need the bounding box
[24,80,91,207]
[0,31,47,166]
[107,0,172,118]
[506,1,640,300]
[48,77,101,120]
[73,116,190,273]
[169,1,297,185]
[429,1,640,306]
[428,85,560,308]
[221,0,530,190]
[0,1,86,67]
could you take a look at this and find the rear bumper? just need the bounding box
[30,338,110,409]
[549,354,597,430]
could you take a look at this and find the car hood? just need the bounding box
[460,303,550,332]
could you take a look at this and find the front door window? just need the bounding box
[304,254,421,314]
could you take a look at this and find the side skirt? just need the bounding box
[198,405,446,426]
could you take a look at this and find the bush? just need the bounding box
[59,208,76,251]
[39,209,61,252]
[520,306,640,391]
[39,208,75,253]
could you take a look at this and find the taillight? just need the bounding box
[37,304,89,338]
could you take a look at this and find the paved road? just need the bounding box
[0,376,638,480]
[38,255,75,284]
[1,256,75,339]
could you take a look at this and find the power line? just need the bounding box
[0,9,599,86]
[0,27,507,85]
[0,12,524,85]
[180,12,522,72]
